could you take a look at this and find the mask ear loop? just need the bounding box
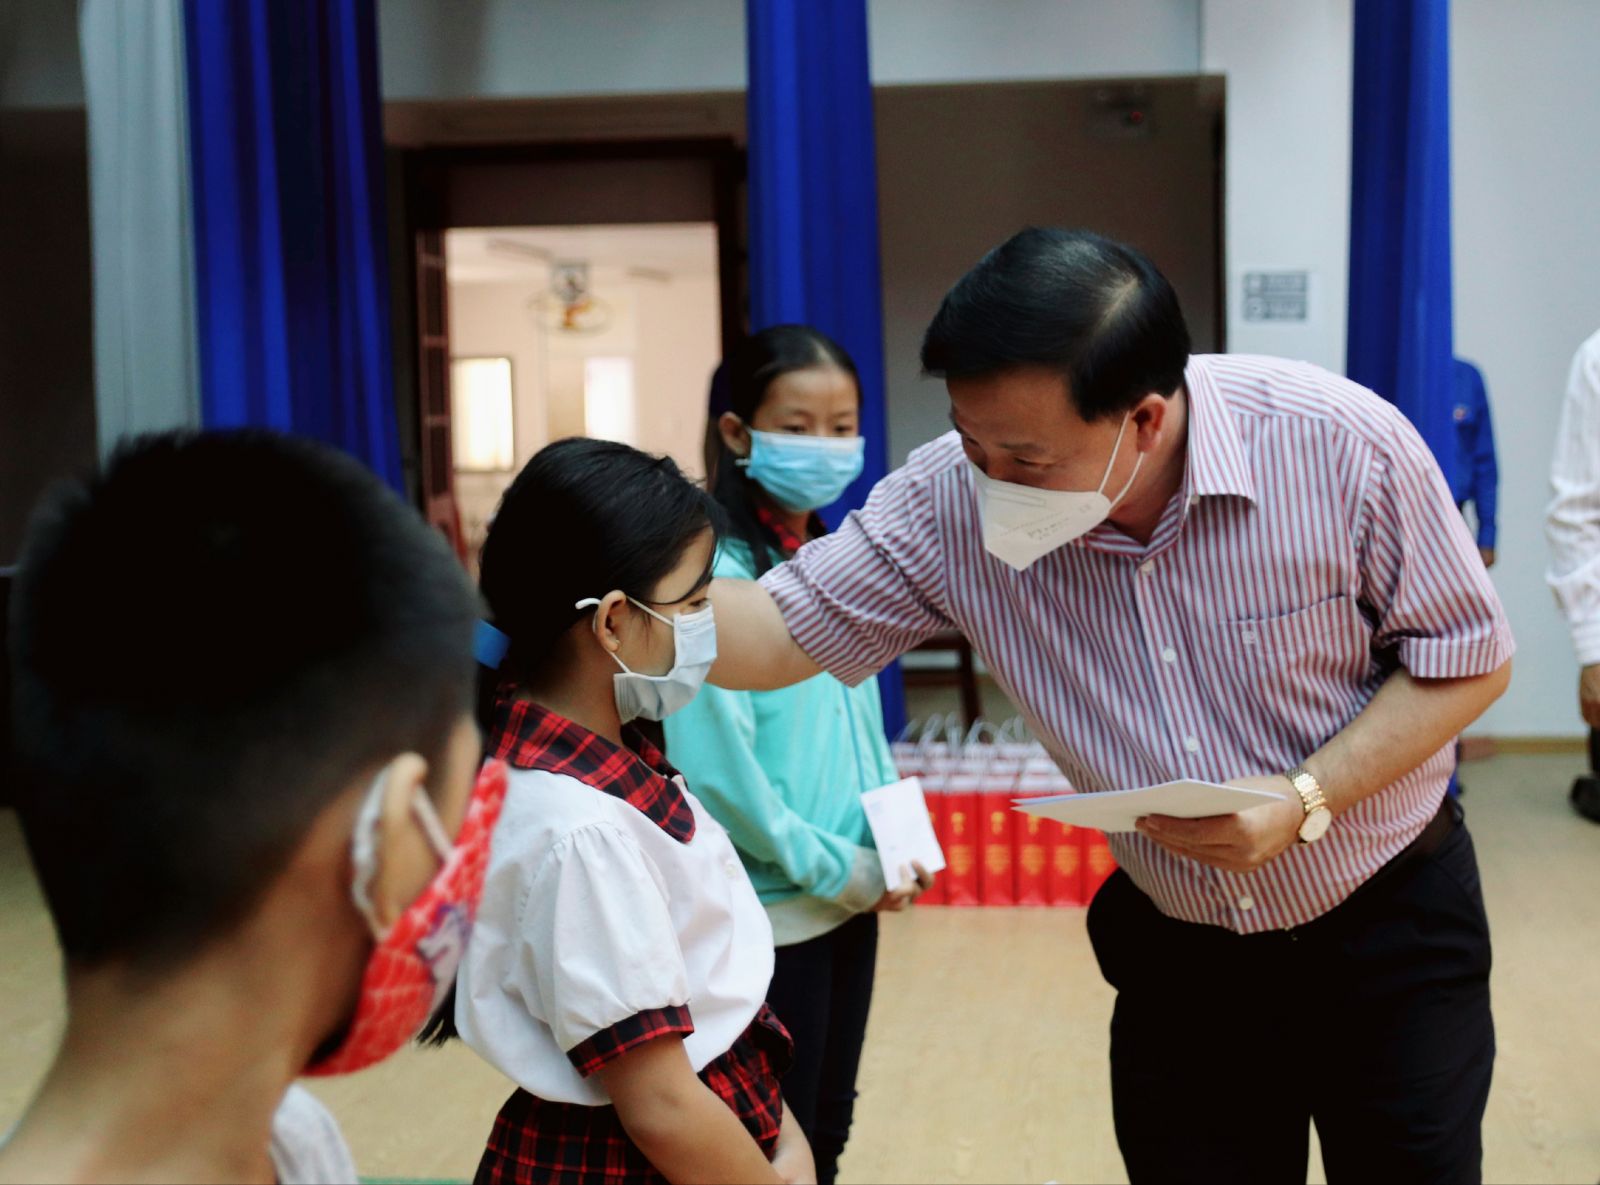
[409,789,455,863]
[1099,413,1145,511]
[349,770,458,941]
[576,596,674,675]
[350,771,391,940]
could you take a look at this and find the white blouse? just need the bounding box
[1547,328,1600,664]
[456,765,775,1106]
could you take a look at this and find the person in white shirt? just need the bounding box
[426,438,813,1185]
[1545,328,1600,821]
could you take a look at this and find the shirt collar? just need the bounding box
[489,695,696,843]
[1182,356,1257,504]
[755,505,807,555]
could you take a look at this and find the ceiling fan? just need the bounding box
[484,237,670,335]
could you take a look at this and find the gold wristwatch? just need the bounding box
[1285,766,1332,844]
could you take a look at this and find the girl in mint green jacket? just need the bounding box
[664,325,932,1185]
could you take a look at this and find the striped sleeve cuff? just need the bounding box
[1397,626,1515,679]
[565,1005,695,1077]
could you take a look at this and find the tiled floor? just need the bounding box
[3,753,1597,1183]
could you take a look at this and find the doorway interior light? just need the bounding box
[584,355,637,445]
[450,356,515,472]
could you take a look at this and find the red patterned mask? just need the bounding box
[305,759,508,1076]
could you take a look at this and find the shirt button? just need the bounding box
[1183,735,1201,753]
[1238,894,1256,912]
[1139,559,1156,576]
[1241,629,1259,645]
[725,859,740,879]
[1161,647,1178,664]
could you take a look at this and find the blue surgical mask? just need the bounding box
[739,430,866,512]
[575,596,718,723]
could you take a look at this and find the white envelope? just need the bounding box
[860,776,947,887]
[1012,780,1288,833]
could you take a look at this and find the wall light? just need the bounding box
[450,356,515,472]
[584,355,637,445]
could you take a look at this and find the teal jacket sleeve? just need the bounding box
[666,679,881,910]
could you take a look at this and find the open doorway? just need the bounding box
[443,223,721,567]
[395,139,742,563]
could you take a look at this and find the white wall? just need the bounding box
[869,0,1199,85]
[1201,0,1351,373]
[1452,0,1600,738]
[634,274,720,479]
[446,281,550,556]
[377,0,745,101]
[376,0,1203,101]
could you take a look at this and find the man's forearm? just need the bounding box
[1304,661,1512,812]
[707,578,822,690]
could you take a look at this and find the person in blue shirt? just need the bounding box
[1451,358,1499,569]
[665,325,934,1185]
[1447,358,1500,798]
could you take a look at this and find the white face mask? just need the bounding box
[970,413,1144,571]
[576,596,718,723]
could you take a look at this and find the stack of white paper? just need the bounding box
[1012,780,1288,833]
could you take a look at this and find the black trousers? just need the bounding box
[1087,806,1493,1185]
[764,911,879,1185]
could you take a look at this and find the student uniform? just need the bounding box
[456,698,792,1185]
[268,1086,358,1185]
[663,514,898,1184]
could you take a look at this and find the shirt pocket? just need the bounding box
[1201,595,1373,726]
[1215,595,1366,663]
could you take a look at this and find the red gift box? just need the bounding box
[1082,828,1118,902]
[1048,822,1084,906]
[976,754,1020,907]
[941,768,981,907]
[919,776,948,906]
[1014,813,1050,906]
[1012,770,1054,907]
[978,793,1016,906]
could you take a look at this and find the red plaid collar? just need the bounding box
[489,696,695,843]
[755,506,826,556]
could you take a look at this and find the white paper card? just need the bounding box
[860,776,947,887]
[1012,780,1288,833]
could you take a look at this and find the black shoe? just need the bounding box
[1570,774,1600,824]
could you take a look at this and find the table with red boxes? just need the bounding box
[890,717,1116,908]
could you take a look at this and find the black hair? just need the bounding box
[920,227,1191,421]
[473,438,722,730]
[419,436,719,1047]
[8,430,478,974]
[709,325,860,576]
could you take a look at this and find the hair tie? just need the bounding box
[474,621,511,670]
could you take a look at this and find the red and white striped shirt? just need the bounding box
[762,354,1514,933]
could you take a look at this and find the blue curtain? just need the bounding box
[1346,0,1456,482]
[183,0,402,491]
[746,0,904,736]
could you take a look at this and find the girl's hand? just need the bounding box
[872,862,934,912]
[772,1101,816,1184]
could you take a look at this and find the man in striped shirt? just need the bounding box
[709,228,1513,1183]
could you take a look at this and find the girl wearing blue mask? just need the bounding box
[665,325,934,1185]
[425,438,813,1185]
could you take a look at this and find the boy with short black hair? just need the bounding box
[0,430,504,1184]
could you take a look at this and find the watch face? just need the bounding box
[1299,807,1333,843]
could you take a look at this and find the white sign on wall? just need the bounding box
[1241,270,1312,323]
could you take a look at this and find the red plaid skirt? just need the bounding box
[474,1005,793,1185]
